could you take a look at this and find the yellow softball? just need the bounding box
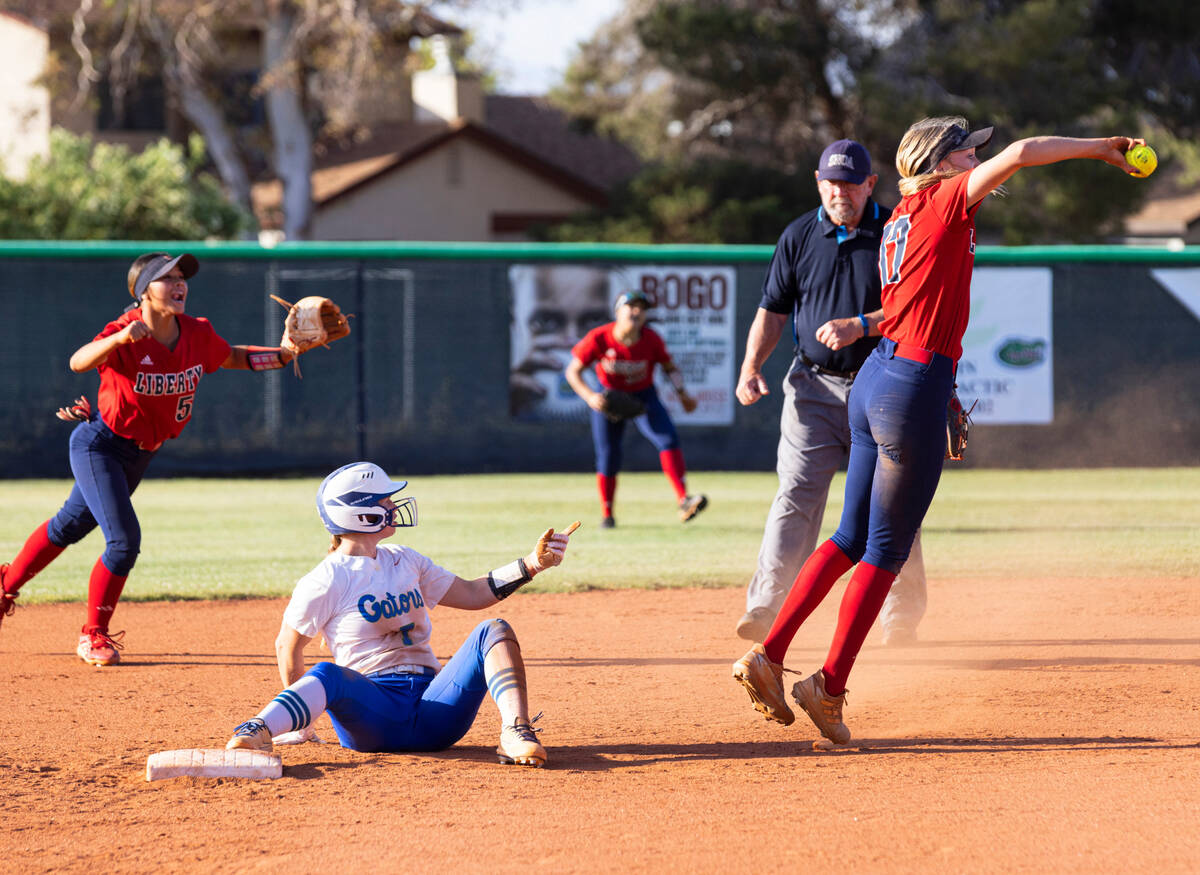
[1126,144,1157,178]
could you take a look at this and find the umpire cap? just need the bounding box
[817,140,872,184]
[128,252,200,303]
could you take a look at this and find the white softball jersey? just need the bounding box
[283,544,457,676]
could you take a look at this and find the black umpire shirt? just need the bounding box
[759,199,892,374]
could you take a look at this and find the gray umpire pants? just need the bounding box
[745,359,927,632]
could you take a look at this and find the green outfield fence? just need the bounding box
[2,241,1198,477]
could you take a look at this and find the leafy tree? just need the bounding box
[554,0,1199,244]
[18,0,484,239]
[0,129,247,239]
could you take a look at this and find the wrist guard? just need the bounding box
[487,558,532,600]
[245,346,286,371]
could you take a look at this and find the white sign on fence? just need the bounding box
[958,268,1054,424]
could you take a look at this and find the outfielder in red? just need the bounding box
[564,289,707,528]
[735,117,1145,745]
[0,252,295,665]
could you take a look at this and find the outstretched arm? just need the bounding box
[440,523,580,610]
[965,136,1143,207]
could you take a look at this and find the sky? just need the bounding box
[444,0,625,95]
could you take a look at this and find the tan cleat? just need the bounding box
[732,643,794,725]
[226,719,274,753]
[791,670,850,746]
[497,721,546,767]
[678,494,708,522]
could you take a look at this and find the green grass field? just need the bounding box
[1,467,1197,604]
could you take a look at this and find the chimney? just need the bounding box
[412,35,484,124]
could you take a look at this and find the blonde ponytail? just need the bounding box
[896,116,968,196]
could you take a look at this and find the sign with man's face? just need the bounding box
[508,264,737,425]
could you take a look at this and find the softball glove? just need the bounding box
[946,387,977,461]
[600,389,646,423]
[271,294,351,375]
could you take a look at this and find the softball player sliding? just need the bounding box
[564,289,707,528]
[735,118,1146,746]
[0,252,297,666]
[225,462,575,767]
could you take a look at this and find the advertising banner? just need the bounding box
[509,264,736,425]
[959,268,1054,424]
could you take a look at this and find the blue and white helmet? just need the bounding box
[316,462,418,535]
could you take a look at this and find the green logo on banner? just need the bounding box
[996,338,1046,368]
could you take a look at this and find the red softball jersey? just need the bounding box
[572,323,670,392]
[876,169,982,361]
[94,311,232,449]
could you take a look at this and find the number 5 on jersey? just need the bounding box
[879,214,912,286]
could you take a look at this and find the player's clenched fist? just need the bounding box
[525,521,581,573]
[119,320,152,344]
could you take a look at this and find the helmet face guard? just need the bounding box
[317,462,418,535]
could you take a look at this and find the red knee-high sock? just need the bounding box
[84,558,128,634]
[659,448,688,501]
[763,540,855,664]
[597,473,617,518]
[821,562,897,696]
[3,520,65,594]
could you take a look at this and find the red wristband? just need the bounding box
[245,346,286,371]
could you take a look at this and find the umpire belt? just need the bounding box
[800,352,858,380]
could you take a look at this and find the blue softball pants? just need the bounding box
[830,338,955,574]
[307,619,515,753]
[590,385,680,476]
[47,417,157,576]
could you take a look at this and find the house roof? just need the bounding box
[483,95,641,191]
[252,98,642,231]
[1124,188,1200,237]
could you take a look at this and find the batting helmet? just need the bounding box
[316,462,418,535]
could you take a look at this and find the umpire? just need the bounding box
[735,139,926,645]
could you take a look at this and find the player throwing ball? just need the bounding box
[0,252,299,666]
[734,118,1146,746]
[225,462,575,767]
[564,289,707,528]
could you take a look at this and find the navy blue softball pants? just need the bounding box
[47,418,156,577]
[830,338,955,574]
[590,385,680,476]
[307,619,514,753]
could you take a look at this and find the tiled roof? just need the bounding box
[483,95,642,191]
[252,100,642,229]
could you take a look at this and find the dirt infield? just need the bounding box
[2,575,1198,874]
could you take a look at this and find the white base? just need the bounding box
[145,748,282,781]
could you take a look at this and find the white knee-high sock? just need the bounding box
[255,675,327,736]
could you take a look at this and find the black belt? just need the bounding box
[800,352,859,380]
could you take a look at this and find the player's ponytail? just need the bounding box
[328,534,342,553]
[896,117,965,196]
